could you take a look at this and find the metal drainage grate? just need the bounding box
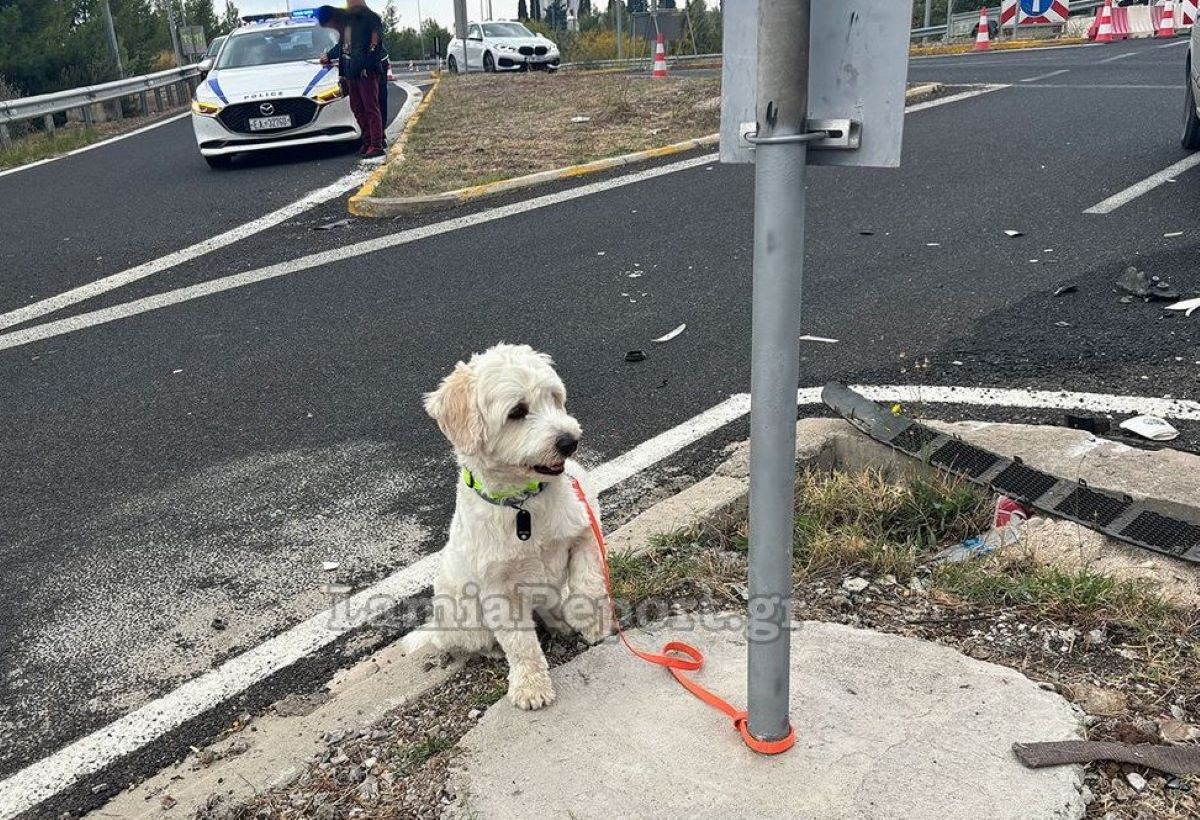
[1054,488,1130,529]
[1119,511,1200,557]
[929,439,999,479]
[991,463,1058,503]
[890,423,940,454]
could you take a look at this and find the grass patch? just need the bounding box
[0,127,98,170]
[392,735,455,776]
[375,72,720,198]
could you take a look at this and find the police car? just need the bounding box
[190,14,359,168]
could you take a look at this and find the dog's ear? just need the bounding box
[424,362,483,455]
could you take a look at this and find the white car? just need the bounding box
[191,17,359,169]
[446,21,560,74]
[197,34,226,78]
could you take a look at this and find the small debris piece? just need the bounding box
[1052,285,1077,297]
[624,350,647,363]
[1126,772,1147,791]
[925,242,940,247]
[322,560,340,572]
[468,708,483,719]
[1160,719,1200,744]
[569,115,591,123]
[1165,296,1200,317]
[210,617,228,631]
[1004,229,1023,237]
[172,368,183,374]
[798,335,839,344]
[1054,321,1071,328]
[1117,266,1178,300]
[161,795,177,810]
[651,323,687,344]
[1163,231,1183,238]
[313,219,352,231]
[1119,415,1179,442]
[1167,777,1190,791]
[859,230,875,236]
[91,784,109,795]
[841,577,869,594]
[1072,683,1128,716]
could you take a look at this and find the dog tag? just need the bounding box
[515,508,532,541]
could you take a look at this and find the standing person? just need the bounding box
[316,5,385,158]
[346,0,390,126]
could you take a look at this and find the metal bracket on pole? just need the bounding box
[738,118,861,151]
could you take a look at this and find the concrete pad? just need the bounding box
[451,619,1085,820]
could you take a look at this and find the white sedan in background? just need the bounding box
[447,21,560,74]
[190,16,359,168]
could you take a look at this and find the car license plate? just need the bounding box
[249,115,292,131]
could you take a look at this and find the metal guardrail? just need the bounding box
[0,65,200,148]
[559,51,721,70]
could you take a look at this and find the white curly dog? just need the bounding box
[401,344,613,710]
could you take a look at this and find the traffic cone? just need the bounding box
[1096,0,1116,41]
[973,7,990,51]
[1157,0,1177,36]
[652,32,668,77]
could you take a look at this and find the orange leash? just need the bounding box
[570,478,795,755]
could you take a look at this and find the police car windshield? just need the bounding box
[482,22,533,37]
[216,27,337,69]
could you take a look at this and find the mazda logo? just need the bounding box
[259,103,275,116]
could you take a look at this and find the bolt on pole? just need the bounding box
[745,0,809,743]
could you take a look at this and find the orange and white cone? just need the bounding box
[652,32,668,78]
[1157,0,1177,36]
[973,7,990,51]
[1096,0,1116,41]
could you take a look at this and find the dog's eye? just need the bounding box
[507,403,529,421]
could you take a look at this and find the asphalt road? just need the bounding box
[2,39,1200,816]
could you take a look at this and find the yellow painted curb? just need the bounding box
[910,37,1089,57]
[352,132,720,218]
[348,76,441,216]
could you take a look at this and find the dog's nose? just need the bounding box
[555,433,579,457]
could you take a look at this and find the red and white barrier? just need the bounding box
[1180,0,1198,27]
[1094,0,1117,41]
[974,7,990,50]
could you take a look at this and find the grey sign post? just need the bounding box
[721,0,913,744]
[453,0,470,73]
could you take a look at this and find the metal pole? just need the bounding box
[615,0,624,60]
[746,0,807,744]
[416,0,428,58]
[924,0,932,29]
[101,0,125,78]
[944,0,953,41]
[166,0,185,67]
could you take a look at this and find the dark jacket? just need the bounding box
[339,7,385,78]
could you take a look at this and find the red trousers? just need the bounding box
[347,74,383,150]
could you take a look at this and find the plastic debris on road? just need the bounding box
[314,219,352,231]
[1117,266,1179,300]
[651,323,686,343]
[1004,229,1023,237]
[798,335,839,344]
[322,560,340,572]
[1052,285,1077,297]
[1064,414,1111,435]
[1165,296,1200,317]
[624,350,647,362]
[1164,231,1183,238]
[570,115,591,123]
[934,497,1029,564]
[1119,415,1179,442]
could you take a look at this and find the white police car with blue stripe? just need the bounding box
[191,14,360,169]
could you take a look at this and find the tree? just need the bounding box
[627,0,646,12]
[382,0,400,33]
[420,18,453,57]
[182,0,221,45]
[545,0,566,28]
[530,0,542,20]
[517,0,529,20]
[221,1,240,33]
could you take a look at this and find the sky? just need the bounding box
[223,0,528,30]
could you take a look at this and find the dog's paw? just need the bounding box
[578,608,615,645]
[508,670,556,711]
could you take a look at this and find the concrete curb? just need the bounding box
[346,77,439,217]
[910,37,1090,57]
[350,133,721,218]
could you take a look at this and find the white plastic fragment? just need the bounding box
[1004,229,1023,237]
[1165,296,1200,317]
[322,561,341,572]
[570,115,591,123]
[651,323,687,343]
[1164,231,1183,238]
[798,335,839,344]
[1119,415,1179,442]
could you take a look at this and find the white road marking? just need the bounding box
[1020,68,1070,82]
[904,84,1009,113]
[0,154,718,353]
[1083,151,1200,214]
[0,83,422,332]
[1097,51,1137,64]
[0,112,189,180]
[1156,39,1190,48]
[4,380,1199,818]
[1010,83,1177,89]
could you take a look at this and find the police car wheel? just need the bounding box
[1183,65,1200,150]
[448,55,459,73]
[484,52,496,72]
